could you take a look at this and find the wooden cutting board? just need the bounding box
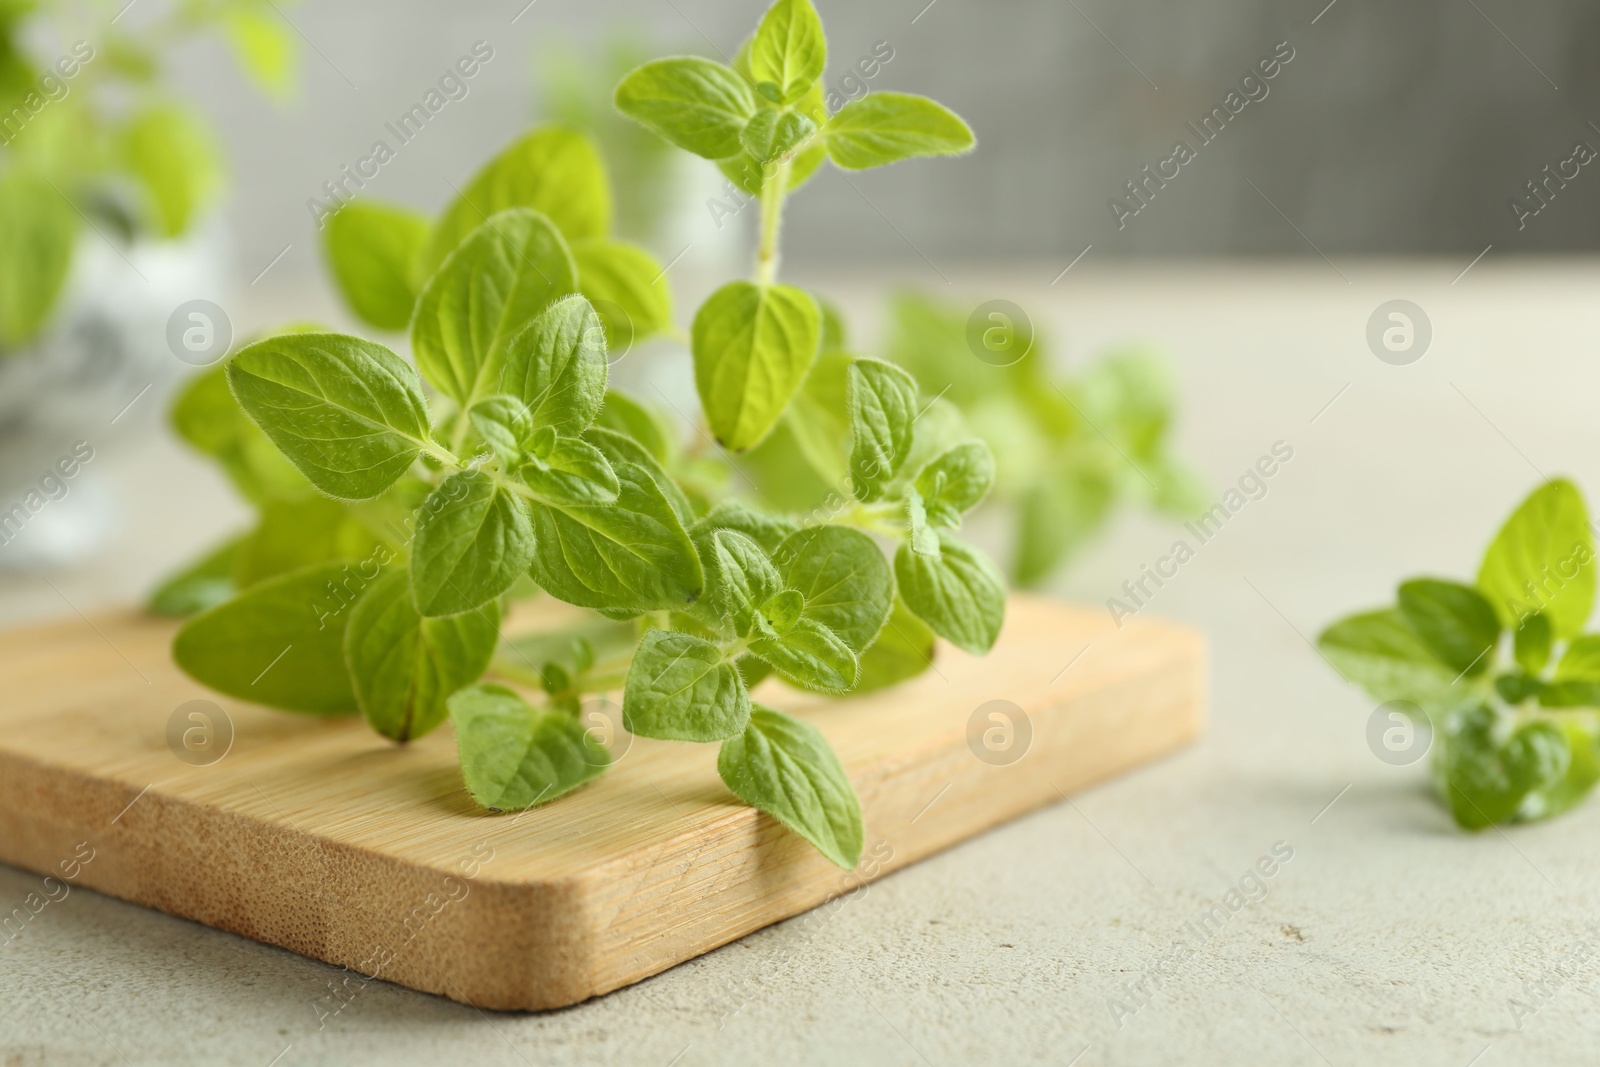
[0,593,1203,1011]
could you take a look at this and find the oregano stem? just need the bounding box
[755,159,790,286]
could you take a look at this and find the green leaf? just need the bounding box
[572,238,674,348]
[847,358,918,503]
[1441,706,1569,829]
[417,127,609,281]
[748,0,826,104]
[690,498,799,556]
[751,615,858,692]
[1522,714,1600,820]
[468,394,535,464]
[227,333,433,500]
[854,596,936,694]
[895,530,1006,654]
[704,530,783,637]
[740,108,817,163]
[586,425,697,525]
[500,292,608,434]
[527,451,703,612]
[323,200,427,331]
[914,441,995,527]
[1013,474,1110,588]
[717,704,862,868]
[1477,478,1595,639]
[614,56,757,160]
[1556,634,1600,681]
[412,208,579,410]
[1316,608,1464,711]
[772,525,894,653]
[173,561,359,715]
[693,281,820,452]
[345,567,499,741]
[1514,613,1553,676]
[596,389,674,464]
[121,103,221,237]
[1397,578,1501,677]
[520,433,620,506]
[449,684,609,810]
[225,9,296,100]
[824,92,975,170]
[905,487,941,557]
[0,170,76,348]
[170,363,311,503]
[148,535,243,617]
[623,628,750,741]
[778,349,852,486]
[232,495,384,588]
[411,469,536,616]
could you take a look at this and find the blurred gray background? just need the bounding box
[157,0,1600,283]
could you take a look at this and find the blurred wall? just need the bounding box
[164,0,1600,279]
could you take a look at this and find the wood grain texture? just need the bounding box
[0,593,1203,1010]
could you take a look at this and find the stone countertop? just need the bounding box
[4,258,1599,1066]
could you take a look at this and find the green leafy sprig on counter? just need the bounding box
[158,0,1002,868]
[1320,478,1600,828]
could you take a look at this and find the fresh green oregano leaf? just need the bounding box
[895,530,1005,654]
[847,358,918,502]
[412,208,578,410]
[825,92,975,170]
[623,628,750,741]
[227,332,434,500]
[449,684,609,810]
[323,200,427,331]
[345,567,500,741]
[173,561,359,715]
[1476,478,1595,639]
[411,470,536,616]
[692,280,820,451]
[717,704,863,869]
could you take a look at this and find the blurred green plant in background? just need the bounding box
[0,0,293,350]
[536,37,679,247]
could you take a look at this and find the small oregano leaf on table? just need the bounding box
[1315,607,1461,710]
[717,704,863,869]
[623,629,751,741]
[824,92,975,170]
[173,561,359,715]
[412,208,579,411]
[1396,578,1501,678]
[614,56,758,160]
[344,567,500,741]
[692,281,820,451]
[895,530,1006,655]
[416,126,610,281]
[1476,477,1595,639]
[411,469,536,617]
[1442,706,1569,829]
[847,358,918,502]
[449,683,609,810]
[227,332,434,500]
[322,200,428,331]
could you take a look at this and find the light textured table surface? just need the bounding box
[5,258,1600,1066]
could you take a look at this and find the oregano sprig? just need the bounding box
[1319,478,1600,828]
[160,0,997,869]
